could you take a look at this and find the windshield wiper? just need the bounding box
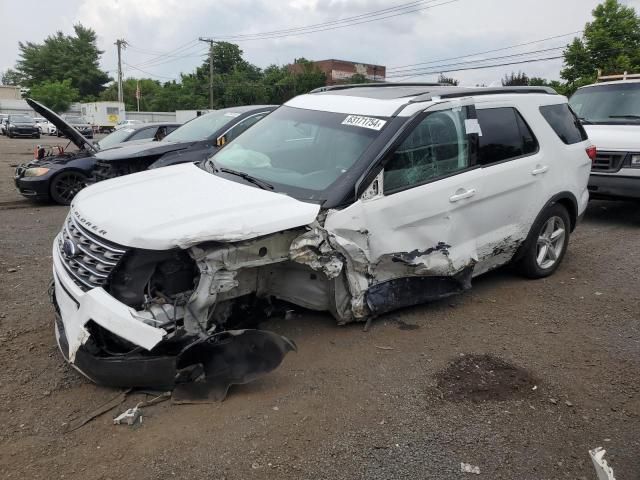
[218,167,274,190]
[608,114,640,119]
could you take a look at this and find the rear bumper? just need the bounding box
[588,173,640,200]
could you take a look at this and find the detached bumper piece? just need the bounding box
[54,307,296,401]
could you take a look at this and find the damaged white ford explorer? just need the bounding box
[51,84,593,397]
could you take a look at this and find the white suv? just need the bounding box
[569,78,640,200]
[50,85,593,393]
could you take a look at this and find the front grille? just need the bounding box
[58,214,128,291]
[592,151,626,173]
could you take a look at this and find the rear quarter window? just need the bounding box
[539,104,588,144]
[476,107,538,165]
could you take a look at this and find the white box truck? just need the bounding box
[80,102,125,133]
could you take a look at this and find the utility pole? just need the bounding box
[115,39,127,106]
[198,37,217,109]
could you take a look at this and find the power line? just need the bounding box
[205,0,460,41]
[387,45,567,77]
[211,0,437,39]
[122,62,179,80]
[126,39,201,69]
[386,30,583,71]
[388,55,566,78]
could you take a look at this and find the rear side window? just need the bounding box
[539,104,588,144]
[476,108,538,165]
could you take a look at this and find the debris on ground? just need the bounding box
[460,462,481,474]
[436,354,537,402]
[65,389,130,432]
[590,447,616,480]
[113,407,142,426]
[113,392,171,426]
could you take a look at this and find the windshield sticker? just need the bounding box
[342,115,387,131]
[224,112,241,117]
[464,118,483,136]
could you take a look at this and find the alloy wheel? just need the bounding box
[536,216,566,269]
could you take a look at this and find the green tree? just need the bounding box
[1,68,25,86]
[29,79,79,112]
[562,0,640,92]
[502,71,530,86]
[437,73,459,86]
[14,24,110,98]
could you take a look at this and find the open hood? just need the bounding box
[26,98,98,153]
[71,163,321,250]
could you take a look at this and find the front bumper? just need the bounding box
[8,128,39,137]
[14,168,51,200]
[589,173,640,200]
[52,236,170,386]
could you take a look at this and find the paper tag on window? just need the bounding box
[224,112,241,117]
[464,118,483,136]
[342,115,387,131]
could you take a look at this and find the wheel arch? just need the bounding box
[511,191,578,264]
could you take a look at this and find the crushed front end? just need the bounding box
[51,211,296,396]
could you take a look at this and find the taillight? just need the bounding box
[586,145,597,162]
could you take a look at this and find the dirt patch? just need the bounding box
[436,354,537,402]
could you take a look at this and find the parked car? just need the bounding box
[47,122,57,136]
[91,105,276,182]
[569,75,640,200]
[114,119,143,130]
[14,99,98,204]
[50,85,592,393]
[6,114,39,138]
[14,100,182,205]
[59,115,93,139]
[34,117,49,134]
[0,114,8,135]
[96,122,181,150]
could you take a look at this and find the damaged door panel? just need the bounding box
[323,101,484,316]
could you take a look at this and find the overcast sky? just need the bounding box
[1,0,639,87]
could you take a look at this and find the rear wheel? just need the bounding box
[516,204,570,279]
[50,171,88,205]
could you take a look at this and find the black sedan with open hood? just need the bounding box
[14,99,99,204]
[91,105,276,182]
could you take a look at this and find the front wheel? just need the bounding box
[50,171,88,205]
[515,204,570,279]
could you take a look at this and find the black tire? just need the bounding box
[515,203,571,279]
[50,171,88,205]
[7,132,13,139]
[34,134,40,139]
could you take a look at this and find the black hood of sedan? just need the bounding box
[26,98,97,153]
[94,139,201,162]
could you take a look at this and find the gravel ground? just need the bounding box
[0,135,638,479]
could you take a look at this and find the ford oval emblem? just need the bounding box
[62,239,78,259]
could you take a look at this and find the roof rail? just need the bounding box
[309,82,444,94]
[409,86,558,103]
[597,70,640,82]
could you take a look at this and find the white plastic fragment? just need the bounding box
[113,406,142,426]
[590,447,616,480]
[460,462,481,474]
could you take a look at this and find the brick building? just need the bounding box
[290,59,386,85]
